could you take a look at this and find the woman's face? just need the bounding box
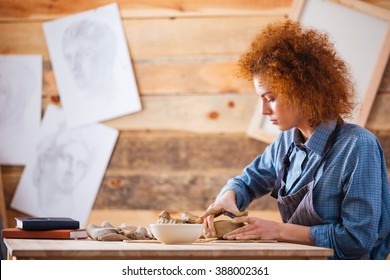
[253,76,304,132]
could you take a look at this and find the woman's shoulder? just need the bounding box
[340,122,379,146]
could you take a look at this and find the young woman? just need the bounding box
[196,20,390,260]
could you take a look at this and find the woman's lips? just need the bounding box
[270,119,278,124]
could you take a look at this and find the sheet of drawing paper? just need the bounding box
[0,55,42,165]
[43,3,141,127]
[11,105,119,227]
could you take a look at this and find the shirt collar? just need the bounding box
[292,119,337,156]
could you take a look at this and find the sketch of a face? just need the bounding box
[34,128,93,196]
[62,19,116,94]
[52,139,91,192]
[0,59,35,126]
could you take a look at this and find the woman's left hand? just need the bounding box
[223,216,281,241]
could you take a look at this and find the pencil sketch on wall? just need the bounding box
[62,19,117,97]
[33,124,94,216]
[0,55,42,165]
[43,3,141,128]
[11,105,119,227]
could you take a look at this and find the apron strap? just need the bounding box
[271,145,293,198]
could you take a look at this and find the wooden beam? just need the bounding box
[366,93,390,130]
[40,59,254,101]
[336,0,390,21]
[103,94,258,132]
[108,131,266,170]
[0,17,282,59]
[0,0,292,20]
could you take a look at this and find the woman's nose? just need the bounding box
[261,101,272,115]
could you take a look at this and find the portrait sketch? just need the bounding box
[62,19,116,96]
[43,3,141,128]
[11,105,119,227]
[0,55,42,165]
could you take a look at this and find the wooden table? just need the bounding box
[4,238,333,260]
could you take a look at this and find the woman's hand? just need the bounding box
[195,190,244,237]
[223,216,314,245]
[223,216,281,240]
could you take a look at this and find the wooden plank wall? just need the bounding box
[0,0,389,228]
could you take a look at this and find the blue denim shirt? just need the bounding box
[217,120,390,259]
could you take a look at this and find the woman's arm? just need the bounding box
[223,216,314,245]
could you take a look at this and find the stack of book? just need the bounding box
[2,217,88,239]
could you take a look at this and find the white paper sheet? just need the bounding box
[0,55,42,165]
[43,3,141,127]
[11,105,119,227]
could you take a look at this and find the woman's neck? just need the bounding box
[297,120,317,142]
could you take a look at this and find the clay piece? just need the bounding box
[87,221,154,241]
[200,207,249,220]
[157,210,198,224]
[206,220,245,239]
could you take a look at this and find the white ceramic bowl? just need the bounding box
[150,224,203,244]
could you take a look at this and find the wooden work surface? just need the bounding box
[4,238,333,260]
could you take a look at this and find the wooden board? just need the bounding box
[123,239,278,244]
[40,60,254,96]
[212,239,277,243]
[0,17,280,59]
[106,131,267,170]
[0,0,292,20]
[104,95,257,132]
[105,94,390,132]
[367,94,390,130]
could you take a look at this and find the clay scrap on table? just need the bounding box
[87,221,155,241]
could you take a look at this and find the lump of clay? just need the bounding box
[205,220,245,240]
[180,212,199,223]
[200,208,249,220]
[157,210,199,224]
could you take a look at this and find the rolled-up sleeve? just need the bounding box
[216,141,279,211]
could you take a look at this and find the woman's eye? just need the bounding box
[266,99,274,103]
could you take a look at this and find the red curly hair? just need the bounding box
[238,20,356,124]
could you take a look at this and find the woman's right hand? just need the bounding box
[195,190,246,237]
